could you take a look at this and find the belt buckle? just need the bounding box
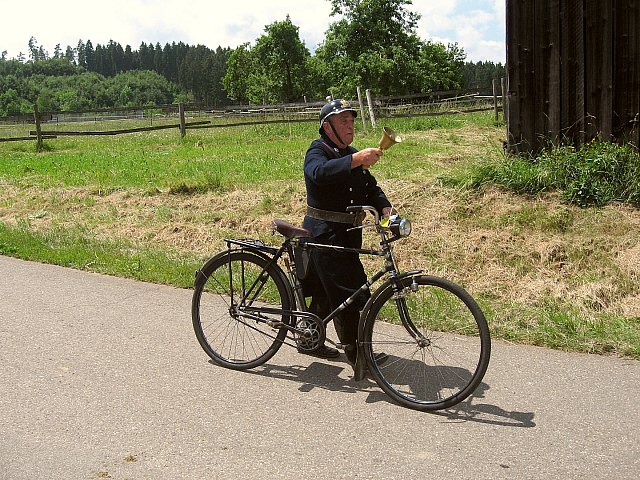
[353,211,366,226]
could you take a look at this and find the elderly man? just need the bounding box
[300,98,394,372]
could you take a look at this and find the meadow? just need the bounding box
[1,111,638,359]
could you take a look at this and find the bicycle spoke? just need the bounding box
[364,276,490,411]
[192,250,292,370]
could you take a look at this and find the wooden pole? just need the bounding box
[492,78,499,124]
[366,89,376,129]
[178,103,186,138]
[33,104,43,152]
[356,86,367,131]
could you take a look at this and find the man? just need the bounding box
[300,98,394,373]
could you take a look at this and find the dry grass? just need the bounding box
[3,175,640,323]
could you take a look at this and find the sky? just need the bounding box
[0,0,506,64]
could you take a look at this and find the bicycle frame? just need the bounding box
[218,208,423,349]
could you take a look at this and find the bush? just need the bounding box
[448,141,640,208]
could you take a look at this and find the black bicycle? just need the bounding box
[192,205,491,411]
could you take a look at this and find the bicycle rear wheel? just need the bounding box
[192,250,293,370]
[363,275,490,411]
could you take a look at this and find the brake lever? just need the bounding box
[346,222,375,232]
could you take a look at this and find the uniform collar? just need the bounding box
[320,134,348,155]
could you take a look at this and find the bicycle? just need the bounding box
[192,205,491,411]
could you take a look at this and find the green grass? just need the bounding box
[0,222,201,287]
[443,140,640,207]
[487,298,640,358]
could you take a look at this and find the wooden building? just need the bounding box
[506,0,640,153]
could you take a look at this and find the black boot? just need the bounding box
[298,344,340,358]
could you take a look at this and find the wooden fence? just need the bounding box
[506,0,640,154]
[0,87,504,147]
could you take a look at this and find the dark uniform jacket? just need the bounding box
[302,135,391,239]
[301,135,392,321]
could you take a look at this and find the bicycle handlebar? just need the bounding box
[346,205,411,240]
[346,205,380,224]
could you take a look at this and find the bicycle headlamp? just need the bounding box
[389,215,412,237]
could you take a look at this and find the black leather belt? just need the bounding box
[306,205,365,225]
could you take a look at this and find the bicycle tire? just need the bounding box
[363,275,491,411]
[192,249,294,370]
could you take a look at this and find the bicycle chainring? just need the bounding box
[294,316,325,352]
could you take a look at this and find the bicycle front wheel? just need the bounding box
[192,250,293,370]
[363,275,490,411]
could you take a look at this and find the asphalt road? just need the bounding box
[1,255,638,479]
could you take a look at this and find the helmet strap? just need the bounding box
[326,118,347,148]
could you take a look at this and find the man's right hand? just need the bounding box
[351,148,383,169]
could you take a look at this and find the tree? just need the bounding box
[107,40,125,75]
[77,40,86,68]
[252,16,311,103]
[315,0,465,96]
[85,40,95,71]
[64,45,76,64]
[28,36,38,62]
[223,43,255,104]
[328,0,420,59]
[223,17,311,104]
[461,60,505,90]
[418,41,465,91]
[123,44,136,72]
[209,46,231,106]
[138,42,154,71]
[177,44,224,105]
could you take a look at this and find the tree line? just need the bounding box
[0,0,504,116]
[0,39,230,115]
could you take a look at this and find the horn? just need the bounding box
[379,127,403,150]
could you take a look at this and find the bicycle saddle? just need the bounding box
[273,219,311,239]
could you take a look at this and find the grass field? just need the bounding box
[1,111,639,359]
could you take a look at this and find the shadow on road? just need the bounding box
[208,358,535,428]
[432,381,537,428]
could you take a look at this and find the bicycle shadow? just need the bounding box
[239,359,383,396]
[369,355,535,428]
[215,356,535,428]
[430,381,536,428]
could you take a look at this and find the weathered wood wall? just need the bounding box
[506,0,640,153]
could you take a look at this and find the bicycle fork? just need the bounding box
[391,274,431,347]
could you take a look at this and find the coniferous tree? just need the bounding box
[77,40,86,68]
[85,40,95,71]
[64,45,75,64]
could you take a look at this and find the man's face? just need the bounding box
[325,111,355,147]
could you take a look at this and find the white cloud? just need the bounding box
[0,0,504,62]
[414,0,505,63]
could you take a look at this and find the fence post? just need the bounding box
[365,89,376,129]
[33,104,43,151]
[356,86,367,131]
[178,103,186,138]
[492,78,499,125]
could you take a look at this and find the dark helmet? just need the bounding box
[319,98,357,133]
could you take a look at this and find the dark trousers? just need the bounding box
[303,228,369,347]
